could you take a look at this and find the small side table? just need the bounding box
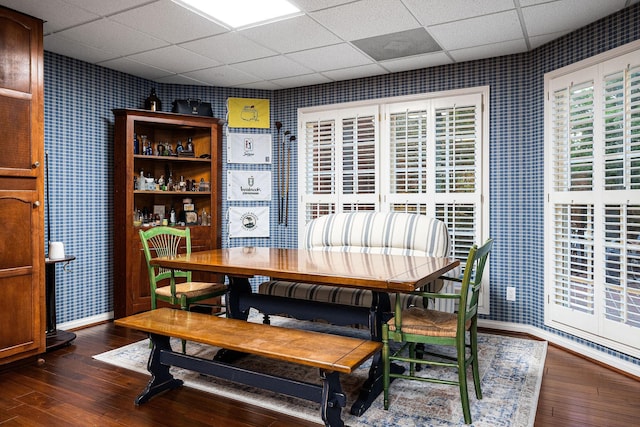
[45,255,76,352]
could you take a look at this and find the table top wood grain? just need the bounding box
[150,247,459,292]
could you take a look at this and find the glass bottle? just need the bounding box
[169,207,176,225]
[167,172,174,191]
[133,133,139,155]
[201,208,208,226]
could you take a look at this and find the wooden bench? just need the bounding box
[114,307,381,427]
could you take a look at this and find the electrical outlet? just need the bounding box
[506,287,516,301]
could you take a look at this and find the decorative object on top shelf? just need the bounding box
[145,88,162,112]
[172,98,213,116]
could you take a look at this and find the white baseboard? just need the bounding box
[479,319,640,378]
[57,312,113,331]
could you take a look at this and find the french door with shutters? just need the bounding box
[545,42,640,357]
[298,88,489,311]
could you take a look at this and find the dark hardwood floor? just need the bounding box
[0,322,638,426]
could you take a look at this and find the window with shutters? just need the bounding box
[545,40,640,357]
[298,88,490,312]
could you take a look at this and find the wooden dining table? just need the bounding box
[150,246,459,416]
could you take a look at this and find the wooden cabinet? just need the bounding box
[112,109,223,318]
[0,7,45,364]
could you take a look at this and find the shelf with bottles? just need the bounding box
[133,121,211,159]
[134,158,210,193]
[133,196,212,228]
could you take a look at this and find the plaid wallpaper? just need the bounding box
[44,4,640,366]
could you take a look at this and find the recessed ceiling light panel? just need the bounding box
[172,0,301,29]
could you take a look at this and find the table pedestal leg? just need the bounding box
[214,276,252,363]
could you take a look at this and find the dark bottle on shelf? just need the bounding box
[145,88,162,112]
[133,133,139,154]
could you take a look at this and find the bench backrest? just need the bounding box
[303,212,451,258]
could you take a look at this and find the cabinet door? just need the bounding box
[0,7,44,363]
[0,191,43,360]
[0,10,42,177]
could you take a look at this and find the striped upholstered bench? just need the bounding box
[258,212,457,317]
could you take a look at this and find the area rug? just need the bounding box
[94,314,546,426]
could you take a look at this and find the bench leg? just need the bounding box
[320,370,346,427]
[135,334,184,405]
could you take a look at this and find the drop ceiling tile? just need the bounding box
[287,43,373,72]
[322,63,388,81]
[233,55,313,80]
[61,0,152,16]
[449,39,528,63]
[310,0,420,41]
[237,80,284,90]
[522,0,627,37]
[240,15,341,54]
[292,0,355,12]
[155,74,209,86]
[380,51,453,73]
[183,65,262,87]
[44,34,118,63]
[428,10,523,51]
[109,0,227,44]
[98,57,174,80]
[271,73,333,88]
[402,0,515,26]
[180,32,277,64]
[127,45,221,74]
[54,18,169,56]
[0,0,100,34]
[529,31,570,49]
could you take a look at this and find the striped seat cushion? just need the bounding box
[258,212,457,314]
[260,280,427,309]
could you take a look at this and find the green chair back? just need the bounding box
[139,226,192,309]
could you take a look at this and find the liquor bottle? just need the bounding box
[169,207,177,225]
[133,133,139,155]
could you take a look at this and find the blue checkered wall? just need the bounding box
[44,4,640,366]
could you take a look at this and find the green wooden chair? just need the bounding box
[139,226,227,351]
[382,239,493,424]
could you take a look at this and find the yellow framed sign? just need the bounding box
[227,97,270,129]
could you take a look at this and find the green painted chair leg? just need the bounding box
[382,325,391,410]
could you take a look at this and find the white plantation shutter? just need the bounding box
[389,107,428,194]
[435,104,478,193]
[551,204,595,320]
[604,205,640,331]
[545,43,640,356]
[436,203,477,262]
[343,115,376,195]
[304,118,335,195]
[299,107,379,223]
[603,66,640,190]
